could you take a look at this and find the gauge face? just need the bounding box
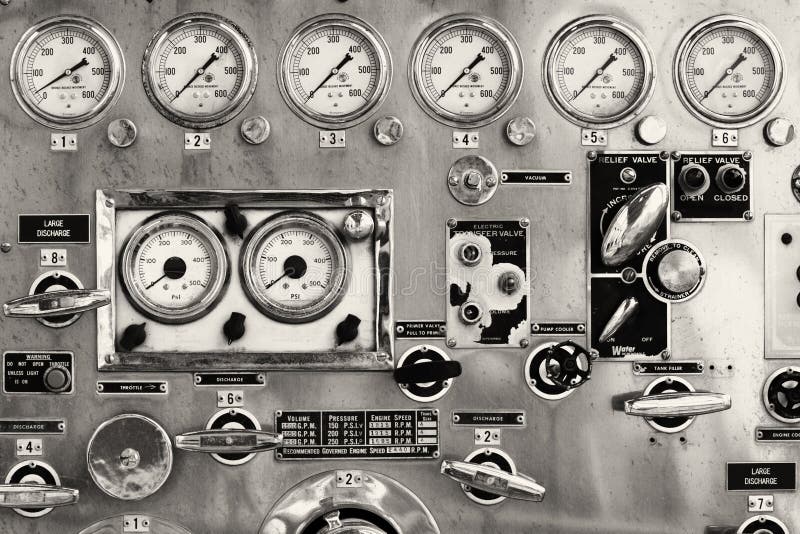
[142,13,257,129]
[543,16,655,128]
[121,212,229,324]
[674,16,785,127]
[409,14,523,127]
[10,15,125,129]
[241,212,348,323]
[278,14,392,128]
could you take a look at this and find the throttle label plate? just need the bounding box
[727,462,796,491]
[3,351,73,394]
[275,409,439,460]
[96,381,167,395]
[446,219,530,347]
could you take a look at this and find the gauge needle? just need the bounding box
[265,255,307,290]
[35,57,89,94]
[307,53,354,101]
[438,53,485,100]
[702,53,747,101]
[145,256,187,290]
[174,52,220,99]
[573,53,617,100]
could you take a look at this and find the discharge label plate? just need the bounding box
[18,214,91,243]
[727,462,796,491]
[0,419,65,434]
[275,409,439,460]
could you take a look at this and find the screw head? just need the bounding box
[446,338,457,348]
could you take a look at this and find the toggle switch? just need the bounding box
[223,312,246,345]
[224,203,248,239]
[119,323,147,351]
[335,314,361,345]
[599,297,639,343]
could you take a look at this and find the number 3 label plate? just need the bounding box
[319,130,346,148]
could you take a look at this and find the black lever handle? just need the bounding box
[394,360,462,384]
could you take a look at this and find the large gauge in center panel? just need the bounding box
[408,14,523,127]
[674,15,785,128]
[10,15,125,129]
[120,212,229,324]
[277,14,392,128]
[543,15,655,128]
[240,211,348,323]
[142,12,258,129]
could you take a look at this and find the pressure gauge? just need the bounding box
[142,13,257,129]
[408,14,523,127]
[278,14,392,128]
[674,15,785,128]
[10,15,125,129]
[241,212,348,323]
[543,15,655,128]
[120,212,229,324]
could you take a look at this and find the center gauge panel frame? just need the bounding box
[96,189,394,372]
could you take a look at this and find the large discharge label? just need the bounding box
[275,409,439,460]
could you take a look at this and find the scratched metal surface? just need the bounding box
[0,0,798,533]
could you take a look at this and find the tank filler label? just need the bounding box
[275,409,439,460]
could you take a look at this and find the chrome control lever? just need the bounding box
[0,483,79,508]
[175,428,282,454]
[440,460,545,502]
[3,289,110,318]
[625,391,731,418]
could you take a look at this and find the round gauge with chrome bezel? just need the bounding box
[142,12,257,129]
[408,14,524,127]
[277,14,392,128]
[241,211,348,323]
[674,15,785,128]
[10,15,125,129]
[543,15,655,129]
[120,212,229,324]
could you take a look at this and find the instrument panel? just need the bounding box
[0,1,799,533]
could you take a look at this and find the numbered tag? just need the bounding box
[748,495,774,512]
[712,128,739,147]
[50,133,77,151]
[581,129,607,146]
[40,249,67,267]
[319,130,346,148]
[452,131,479,149]
[217,390,244,408]
[184,132,211,150]
[123,515,151,532]
[474,428,502,445]
[336,470,363,488]
[16,438,42,456]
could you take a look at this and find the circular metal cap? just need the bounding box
[107,119,138,148]
[87,414,172,500]
[505,116,536,146]
[635,116,667,145]
[765,117,795,147]
[373,116,404,146]
[240,116,271,145]
[643,239,706,303]
[78,514,193,534]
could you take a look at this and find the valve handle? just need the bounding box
[625,392,731,418]
[175,428,282,454]
[394,360,462,384]
[3,289,110,318]
[440,460,545,502]
[0,483,79,508]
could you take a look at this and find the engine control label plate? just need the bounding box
[727,462,796,491]
[757,428,800,442]
[274,409,439,460]
[18,213,91,243]
[446,219,529,347]
[3,351,73,394]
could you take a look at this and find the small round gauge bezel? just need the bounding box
[542,15,656,129]
[141,12,258,129]
[408,13,524,128]
[673,15,786,128]
[120,211,230,324]
[10,15,126,130]
[240,211,349,324]
[277,13,393,129]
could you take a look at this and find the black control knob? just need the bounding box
[119,322,146,351]
[335,314,361,345]
[223,312,246,345]
[224,203,248,239]
[715,164,746,194]
[43,365,71,393]
[678,164,710,196]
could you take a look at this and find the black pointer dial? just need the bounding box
[702,53,747,101]
[35,57,89,94]
[265,255,307,290]
[573,54,617,100]
[307,53,353,101]
[145,256,187,290]
[174,52,220,99]
[439,53,485,100]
